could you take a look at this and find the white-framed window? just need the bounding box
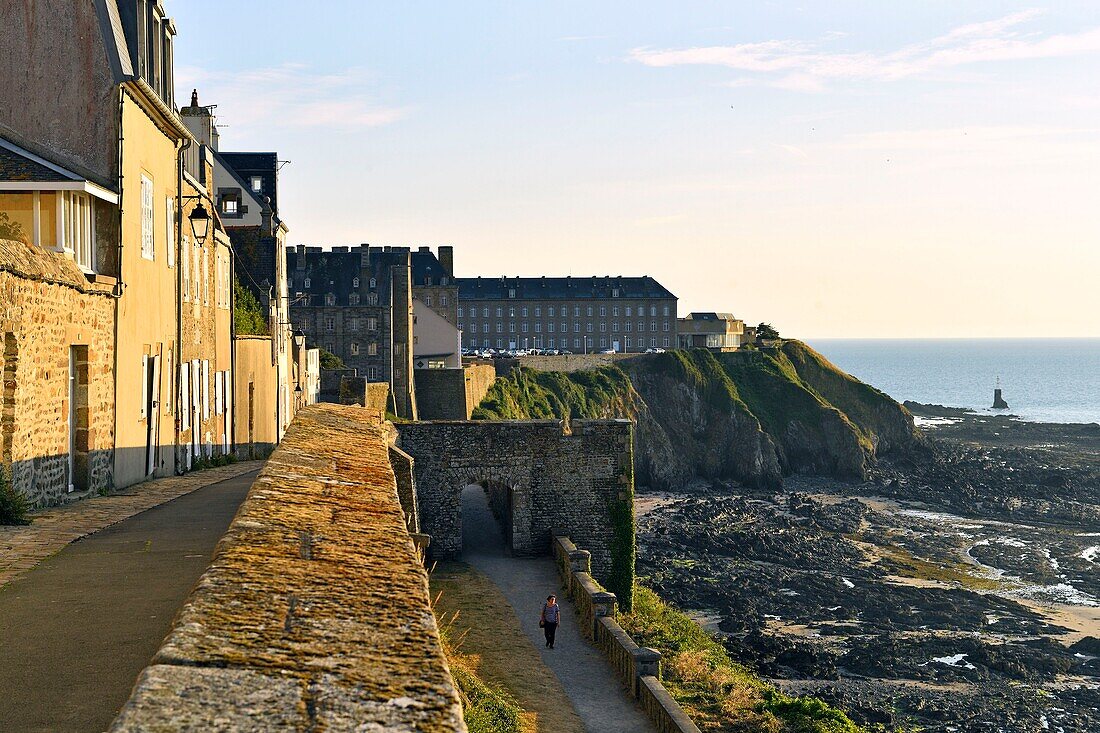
[367,317,378,331]
[482,307,489,318]
[202,248,210,305]
[304,277,311,289]
[140,354,149,420]
[574,322,580,333]
[350,343,360,356]
[181,234,190,301]
[369,278,376,289]
[349,294,360,305]
[425,295,433,307]
[441,295,449,306]
[325,317,334,331]
[521,323,528,333]
[140,174,154,260]
[353,277,360,288]
[58,191,96,272]
[202,360,210,420]
[367,342,378,356]
[457,306,465,318]
[250,176,263,193]
[192,245,200,301]
[508,288,515,298]
[165,197,175,268]
[180,362,191,432]
[215,371,224,415]
[548,322,555,333]
[325,294,336,306]
[223,198,238,215]
[366,367,377,379]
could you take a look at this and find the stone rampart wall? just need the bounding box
[463,363,496,414]
[0,238,116,507]
[110,404,465,731]
[415,363,497,420]
[396,419,634,603]
[414,368,466,420]
[552,534,701,733]
[494,352,643,376]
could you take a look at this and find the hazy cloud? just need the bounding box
[176,63,409,131]
[630,10,1100,90]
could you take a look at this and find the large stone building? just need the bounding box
[287,245,417,418]
[457,276,677,353]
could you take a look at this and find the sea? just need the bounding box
[808,338,1100,425]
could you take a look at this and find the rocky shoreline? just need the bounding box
[636,405,1100,732]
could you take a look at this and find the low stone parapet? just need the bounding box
[110,404,465,732]
[552,532,701,733]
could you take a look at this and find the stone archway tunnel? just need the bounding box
[395,419,636,605]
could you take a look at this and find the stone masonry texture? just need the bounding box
[110,404,466,732]
[0,238,116,507]
[395,419,635,596]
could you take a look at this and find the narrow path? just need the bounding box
[462,485,657,733]
[0,470,257,733]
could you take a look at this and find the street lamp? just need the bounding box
[189,202,211,246]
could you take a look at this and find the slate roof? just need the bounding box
[0,141,79,182]
[411,248,452,286]
[457,276,675,301]
[681,312,740,322]
[286,247,412,306]
[221,153,279,215]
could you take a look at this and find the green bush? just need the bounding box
[319,348,346,371]
[234,279,269,336]
[449,664,523,733]
[0,463,31,526]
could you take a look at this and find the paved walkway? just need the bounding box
[0,469,258,733]
[461,485,657,733]
[0,461,261,588]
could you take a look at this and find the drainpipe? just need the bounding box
[229,247,237,455]
[175,136,190,474]
[108,87,126,489]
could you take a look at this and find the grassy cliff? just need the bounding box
[472,343,918,489]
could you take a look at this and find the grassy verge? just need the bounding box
[431,561,586,733]
[621,585,904,733]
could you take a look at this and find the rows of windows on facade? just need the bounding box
[455,278,677,352]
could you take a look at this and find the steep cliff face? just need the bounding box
[473,343,919,490]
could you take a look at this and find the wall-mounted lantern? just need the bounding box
[189,202,211,246]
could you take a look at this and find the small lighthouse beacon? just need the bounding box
[992,378,1009,409]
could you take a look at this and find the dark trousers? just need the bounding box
[543,621,558,648]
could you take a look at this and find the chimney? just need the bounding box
[438,245,454,275]
[260,196,273,236]
[359,244,370,268]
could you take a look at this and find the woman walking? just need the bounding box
[540,594,560,649]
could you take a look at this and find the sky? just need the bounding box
[172,2,1100,338]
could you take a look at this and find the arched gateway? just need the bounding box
[395,419,635,602]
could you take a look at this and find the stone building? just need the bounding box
[457,276,677,353]
[0,238,116,507]
[676,312,745,351]
[0,2,248,505]
[180,91,311,443]
[286,245,418,419]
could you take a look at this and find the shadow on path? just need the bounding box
[0,470,257,733]
[462,484,656,733]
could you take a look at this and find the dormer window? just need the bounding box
[441,276,449,286]
[508,288,516,299]
[325,294,336,306]
[367,293,378,306]
[304,277,311,289]
[250,176,263,193]
[369,278,377,289]
[426,275,433,286]
[222,198,238,215]
[353,277,360,288]
[349,294,360,305]
[612,288,620,298]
